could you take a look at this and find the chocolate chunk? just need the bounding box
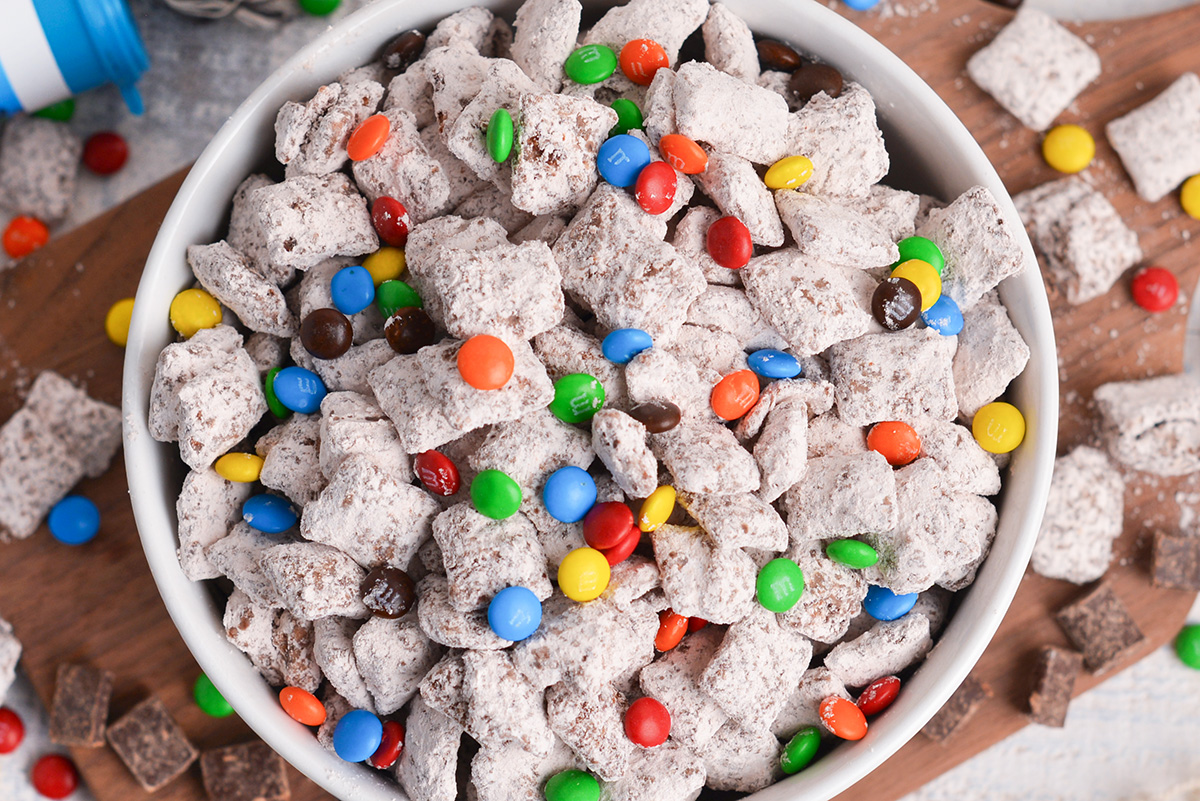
[1151,531,1200,591]
[106,697,198,792]
[1055,583,1145,674]
[200,741,290,801]
[49,663,113,747]
[921,674,992,744]
[1028,646,1083,728]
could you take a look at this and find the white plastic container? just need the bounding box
[122,2,1059,799]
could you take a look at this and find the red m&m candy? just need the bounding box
[856,676,900,716]
[598,525,640,566]
[82,132,128,175]
[415,450,461,496]
[624,697,671,747]
[368,720,405,769]
[635,161,677,215]
[707,216,753,269]
[32,754,78,799]
[583,502,636,550]
[371,197,411,248]
[0,707,25,753]
[1131,266,1178,313]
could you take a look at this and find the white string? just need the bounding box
[159,0,293,29]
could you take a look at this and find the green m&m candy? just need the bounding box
[471,469,523,520]
[564,45,617,85]
[1176,624,1200,669]
[895,235,944,275]
[549,373,605,424]
[780,726,821,774]
[298,0,340,14]
[756,558,805,612]
[194,674,234,718]
[264,368,291,419]
[487,108,514,163]
[825,539,879,569]
[376,280,423,318]
[544,769,600,801]
[34,98,75,122]
[609,98,644,136]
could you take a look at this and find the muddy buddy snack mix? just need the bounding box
[150,1,1033,795]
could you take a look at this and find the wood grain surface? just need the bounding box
[0,2,1197,801]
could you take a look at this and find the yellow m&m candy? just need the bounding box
[105,297,135,346]
[1042,124,1095,174]
[972,402,1025,454]
[764,155,814,190]
[891,259,941,311]
[638,485,676,533]
[215,453,265,483]
[363,247,406,285]
[1181,174,1200,220]
[558,547,611,602]
[169,289,222,338]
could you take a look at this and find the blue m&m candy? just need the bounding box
[862,585,918,621]
[921,295,963,336]
[272,366,327,413]
[601,328,653,364]
[543,466,597,523]
[597,134,651,188]
[242,494,298,533]
[333,709,384,763]
[330,265,376,315]
[48,496,100,545]
[747,349,802,379]
[488,586,543,641]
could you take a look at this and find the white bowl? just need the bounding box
[123,2,1058,799]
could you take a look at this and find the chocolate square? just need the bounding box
[49,663,113,747]
[1028,646,1083,727]
[921,674,992,744]
[1055,583,1145,674]
[106,697,198,792]
[1152,532,1200,591]
[200,741,290,801]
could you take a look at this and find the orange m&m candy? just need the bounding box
[619,39,669,86]
[347,114,391,161]
[819,696,867,741]
[280,686,326,726]
[867,421,921,466]
[711,369,760,421]
[2,216,50,259]
[654,610,689,651]
[658,134,708,175]
[457,335,515,390]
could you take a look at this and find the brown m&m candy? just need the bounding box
[361,566,416,618]
[385,307,436,354]
[381,30,426,71]
[756,39,803,72]
[628,400,682,433]
[300,308,353,359]
[789,62,844,103]
[871,277,922,331]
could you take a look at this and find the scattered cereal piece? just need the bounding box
[510,0,581,91]
[1055,583,1145,674]
[1028,646,1083,728]
[676,490,786,551]
[545,682,631,781]
[512,92,617,215]
[650,524,756,623]
[1106,73,1200,202]
[778,542,869,644]
[260,542,370,620]
[1093,373,1200,476]
[787,82,888,197]
[274,80,385,177]
[696,719,781,792]
[674,62,792,165]
[353,108,452,223]
[701,3,759,83]
[771,667,850,739]
[1032,446,1124,584]
[0,617,21,705]
[396,697,463,801]
[775,191,899,269]
[695,152,784,247]
[910,418,1001,497]
[253,173,379,270]
[653,420,762,495]
[433,503,552,612]
[0,116,82,221]
[824,610,932,689]
[353,616,442,714]
[582,0,709,65]
[828,328,958,426]
[312,617,376,712]
[784,451,897,545]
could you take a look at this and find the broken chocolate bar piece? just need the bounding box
[1055,584,1145,674]
[107,697,198,792]
[1151,532,1200,591]
[49,663,114,747]
[200,741,291,801]
[1028,646,1083,727]
[921,674,992,744]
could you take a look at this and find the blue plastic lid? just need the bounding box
[77,0,150,114]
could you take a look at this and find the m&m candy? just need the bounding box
[891,259,941,311]
[564,45,617,85]
[368,721,405,769]
[871,277,922,331]
[619,39,669,86]
[3,216,50,259]
[1131,266,1178,313]
[300,308,353,360]
[819,695,867,740]
[83,131,129,175]
[1176,624,1200,669]
[624,697,671,747]
[471,469,523,519]
[756,558,805,612]
[0,707,25,754]
[33,98,74,121]
[1042,124,1095,174]
[31,754,78,799]
[628,400,681,433]
[299,0,340,14]
[105,298,135,346]
[707,216,753,270]
[658,134,708,174]
[194,674,234,718]
[638,486,676,532]
[48,496,100,545]
[747,349,801,379]
[610,98,643,136]
[825,539,879,569]
[549,373,605,423]
[545,769,601,801]
[169,288,222,338]
[895,235,944,274]
[414,450,460,496]
[764,155,814,190]
[972,401,1025,454]
[333,709,384,762]
[862,585,918,621]
[487,586,542,641]
[330,265,376,315]
[362,247,406,284]
[487,108,514,163]
[601,328,653,364]
[599,526,640,566]
[635,161,677,215]
[583,502,636,550]
[867,421,921,466]
[780,726,821,774]
[457,335,514,390]
[1182,174,1200,220]
[272,366,327,413]
[542,466,597,523]
[557,547,610,602]
[711,369,760,421]
[857,675,901,716]
[371,197,411,248]
[921,294,964,336]
[347,114,390,161]
[242,494,298,533]
[376,280,422,317]
[654,610,689,652]
[385,307,436,354]
[597,134,651,188]
[264,367,291,418]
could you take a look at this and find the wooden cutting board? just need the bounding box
[0,2,1197,801]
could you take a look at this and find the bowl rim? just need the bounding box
[122,1,1059,799]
